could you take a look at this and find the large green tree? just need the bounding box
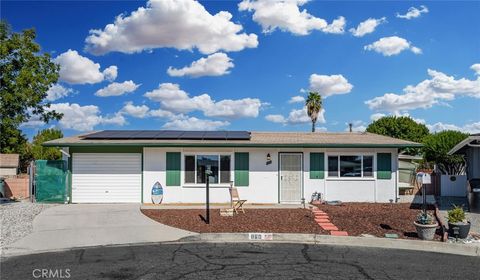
[366,116,430,155]
[423,130,468,175]
[0,21,62,168]
[31,128,63,160]
[305,92,322,132]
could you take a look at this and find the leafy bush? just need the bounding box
[447,205,466,224]
[423,130,468,175]
[366,116,429,155]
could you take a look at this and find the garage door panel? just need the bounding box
[72,153,141,203]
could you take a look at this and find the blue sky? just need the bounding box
[2,0,479,137]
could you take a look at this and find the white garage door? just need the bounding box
[72,153,141,203]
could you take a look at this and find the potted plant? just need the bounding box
[413,211,438,240]
[447,205,470,239]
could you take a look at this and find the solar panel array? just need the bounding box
[83,130,251,140]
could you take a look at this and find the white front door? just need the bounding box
[72,153,142,203]
[279,153,303,203]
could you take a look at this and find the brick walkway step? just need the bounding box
[330,231,349,236]
[318,222,335,227]
[322,225,339,231]
[315,218,330,223]
[314,214,327,217]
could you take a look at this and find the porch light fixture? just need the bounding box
[266,153,272,165]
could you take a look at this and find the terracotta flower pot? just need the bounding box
[414,221,438,240]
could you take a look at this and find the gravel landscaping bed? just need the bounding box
[0,201,55,248]
[316,203,442,240]
[142,208,327,234]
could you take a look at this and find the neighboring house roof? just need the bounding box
[398,154,422,160]
[448,135,480,155]
[44,130,421,148]
[0,154,20,168]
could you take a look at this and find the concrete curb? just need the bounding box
[2,233,479,259]
[178,233,480,257]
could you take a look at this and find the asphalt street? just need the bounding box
[1,242,479,280]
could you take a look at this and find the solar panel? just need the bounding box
[132,131,161,139]
[156,130,184,139]
[83,130,251,140]
[180,131,206,139]
[203,131,227,140]
[226,131,251,140]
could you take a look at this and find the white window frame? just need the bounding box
[326,153,376,181]
[182,152,234,187]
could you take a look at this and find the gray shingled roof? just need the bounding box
[44,131,421,148]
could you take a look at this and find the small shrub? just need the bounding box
[415,212,435,225]
[447,205,466,224]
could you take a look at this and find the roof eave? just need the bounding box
[43,142,422,148]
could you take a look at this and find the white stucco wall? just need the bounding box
[142,147,398,204]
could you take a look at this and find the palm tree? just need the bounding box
[305,92,322,132]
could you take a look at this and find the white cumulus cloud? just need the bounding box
[364,36,421,56]
[365,65,480,113]
[120,102,150,118]
[45,84,74,101]
[427,122,480,134]
[238,0,345,35]
[163,116,229,130]
[396,5,429,20]
[95,80,140,97]
[349,17,386,37]
[85,0,258,55]
[167,52,234,77]
[370,113,386,121]
[54,49,118,84]
[50,103,125,131]
[265,108,325,125]
[144,83,263,118]
[471,64,480,76]
[309,74,353,97]
[288,95,305,103]
[103,66,118,81]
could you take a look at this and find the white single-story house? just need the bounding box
[44,130,421,204]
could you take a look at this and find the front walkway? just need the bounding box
[437,196,480,235]
[2,204,196,256]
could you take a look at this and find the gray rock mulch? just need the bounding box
[0,201,55,248]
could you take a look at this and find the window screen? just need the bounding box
[220,155,231,183]
[363,156,373,177]
[340,156,362,177]
[328,156,339,177]
[196,155,219,184]
[185,155,195,183]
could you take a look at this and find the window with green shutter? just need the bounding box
[234,152,249,186]
[377,153,392,180]
[310,153,324,179]
[166,152,181,186]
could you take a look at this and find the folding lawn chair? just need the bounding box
[230,187,247,214]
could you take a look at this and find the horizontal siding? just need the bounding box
[72,153,141,203]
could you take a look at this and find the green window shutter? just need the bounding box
[377,153,392,180]
[166,152,181,186]
[310,153,324,179]
[234,152,249,186]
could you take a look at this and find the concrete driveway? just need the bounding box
[2,204,196,256]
